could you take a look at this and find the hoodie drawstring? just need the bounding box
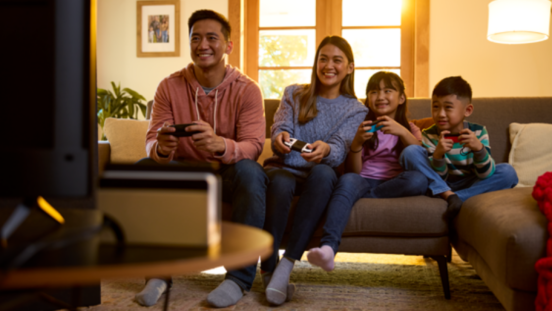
[194,87,219,135]
[213,89,218,135]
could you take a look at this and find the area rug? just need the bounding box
[79,250,505,310]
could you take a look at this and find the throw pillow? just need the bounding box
[509,122,552,187]
[103,118,150,164]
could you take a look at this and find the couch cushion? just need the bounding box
[509,122,552,187]
[103,118,149,163]
[453,187,547,292]
[342,196,448,237]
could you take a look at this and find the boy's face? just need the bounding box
[431,94,473,134]
[189,19,232,71]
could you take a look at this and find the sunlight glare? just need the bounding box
[343,0,402,27]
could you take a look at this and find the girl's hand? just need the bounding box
[274,131,292,154]
[459,128,483,152]
[301,140,330,163]
[377,116,408,137]
[434,131,453,159]
[350,121,375,152]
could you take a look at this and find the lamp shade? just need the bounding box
[488,0,551,44]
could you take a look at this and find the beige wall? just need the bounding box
[97,0,227,116]
[98,0,552,103]
[429,0,552,97]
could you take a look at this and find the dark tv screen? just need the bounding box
[0,0,96,199]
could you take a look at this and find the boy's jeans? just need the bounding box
[400,145,519,202]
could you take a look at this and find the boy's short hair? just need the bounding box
[432,76,472,102]
[188,10,231,41]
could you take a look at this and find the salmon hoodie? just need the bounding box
[146,64,265,164]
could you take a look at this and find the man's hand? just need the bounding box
[274,131,292,154]
[459,128,484,152]
[434,130,453,160]
[156,122,178,157]
[187,120,226,154]
[301,140,330,163]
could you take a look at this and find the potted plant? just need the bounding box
[97,82,148,140]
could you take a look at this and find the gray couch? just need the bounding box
[98,97,551,311]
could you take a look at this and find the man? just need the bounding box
[135,9,267,308]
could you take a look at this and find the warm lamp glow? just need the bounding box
[488,0,551,44]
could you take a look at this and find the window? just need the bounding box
[228,0,429,99]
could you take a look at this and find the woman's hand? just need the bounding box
[274,131,292,154]
[301,140,330,163]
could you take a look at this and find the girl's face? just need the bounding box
[316,44,354,96]
[367,79,405,119]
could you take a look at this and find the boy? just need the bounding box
[400,76,518,224]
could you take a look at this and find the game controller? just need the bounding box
[284,138,313,153]
[163,123,201,137]
[366,120,384,133]
[444,121,469,143]
[444,133,460,143]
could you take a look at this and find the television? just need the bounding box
[0,0,97,205]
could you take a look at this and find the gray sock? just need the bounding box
[135,278,167,307]
[266,257,295,305]
[207,279,244,308]
[262,271,296,302]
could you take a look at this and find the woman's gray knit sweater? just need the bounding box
[265,84,368,178]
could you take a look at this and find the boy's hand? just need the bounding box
[274,131,292,154]
[301,140,330,163]
[459,128,484,152]
[434,131,453,159]
[350,121,375,152]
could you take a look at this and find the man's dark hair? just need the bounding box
[432,76,472,102]
[188,10,231,41]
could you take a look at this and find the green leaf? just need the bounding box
[123,88,146,101]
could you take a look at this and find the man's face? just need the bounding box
[431,94,473,134]
[189,19,232,70]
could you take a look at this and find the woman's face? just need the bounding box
[316,44,354,94]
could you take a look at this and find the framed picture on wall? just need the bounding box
[137,0,180,57]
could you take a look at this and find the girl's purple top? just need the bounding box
[360,122,421,180]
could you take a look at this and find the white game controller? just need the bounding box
[284,138,313,153]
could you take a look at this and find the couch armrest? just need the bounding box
[98,140,111,175]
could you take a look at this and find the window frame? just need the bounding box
[228,0,429,97]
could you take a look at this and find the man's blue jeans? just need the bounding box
[399,145,519,202]
[320,170,428,255]
[135,158,267,291]
[260,164,338,272]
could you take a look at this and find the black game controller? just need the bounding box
[163,123,201,137]
[284,138,313,153]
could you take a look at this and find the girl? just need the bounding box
[306,71,429,272]
[261,36,368,306]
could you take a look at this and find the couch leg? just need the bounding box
[430,255,451,299]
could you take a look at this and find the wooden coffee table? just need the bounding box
[0,221,273,290]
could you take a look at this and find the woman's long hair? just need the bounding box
[364,71,411,154]
[294,36,356,124]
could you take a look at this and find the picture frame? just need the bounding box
[137,0,180,57]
